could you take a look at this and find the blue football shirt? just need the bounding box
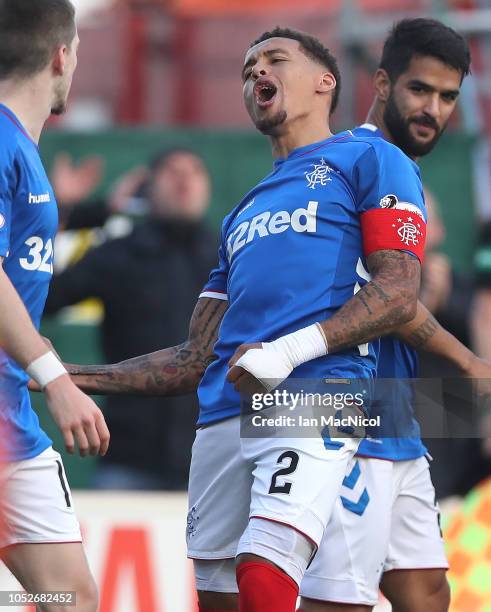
[198,131,426,426]
[0,104,54,461]
[353,123,428,461]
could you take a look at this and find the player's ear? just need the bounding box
[373,69,391,102]
[317,71,336,95]
[51,45,67,77]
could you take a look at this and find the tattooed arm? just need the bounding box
[227,250,421,391]
[66,297,228,395]
[394,301,491,376]
[318,250,420,352]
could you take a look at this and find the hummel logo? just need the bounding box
[28,192,51,204]
[236,198,255,218]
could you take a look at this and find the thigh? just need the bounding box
[300,458,393,608]
[381,568,449,612]
[187,417,253,560]
[2,541,93,595]
[385,457,448,573]
[0,447,81,549]
[242,435,360,549]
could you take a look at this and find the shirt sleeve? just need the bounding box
[199,226,229,301]
[354,141,427,263]
[0,148,16,258]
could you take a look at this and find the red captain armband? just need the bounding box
[360,206,426,264]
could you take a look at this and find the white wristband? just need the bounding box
[265,323,328,370]
[26,351,67,390]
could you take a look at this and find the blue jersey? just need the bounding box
[353,123,427,461]
[0,104,54,461]
[198,131,425,426]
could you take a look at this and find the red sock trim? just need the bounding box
[237,561,298,612]
[237,561,298,590]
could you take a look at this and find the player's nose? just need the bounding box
[251,65,268,80]
[423,93,441,118]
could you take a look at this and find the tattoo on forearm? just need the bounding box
[69,298,227,396]
[408,314,438,349]
[370,281,391,305]
[321,250,421,353]
[357,292,373,315]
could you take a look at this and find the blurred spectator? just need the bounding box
[45,148,219,490]
[52,152,148,230]
[419,190,491,499]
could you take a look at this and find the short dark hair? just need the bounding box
[380,18,471,83]
[250,27,341,115]
[0,0,76,80]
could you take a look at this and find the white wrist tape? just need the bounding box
[26,351,67,389]
[266,323,328,370]
[234,324,328,392]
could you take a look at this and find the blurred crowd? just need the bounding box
[44,147,491,499]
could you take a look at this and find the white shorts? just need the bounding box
[187,416,359,565]
[0,447,82,548]
[300,455,448,606]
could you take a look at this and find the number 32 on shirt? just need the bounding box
[19,236,54,274]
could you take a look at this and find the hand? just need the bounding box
[44,375,110,457]
[108,167,148,213]
[227,343,263,394]
[462,356,491,456]
[227,342,292,393]
[420,252,452,313]
[51,153,104,207]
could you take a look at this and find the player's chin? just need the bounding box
[254,110,288,135]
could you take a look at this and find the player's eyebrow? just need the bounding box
[242,48,290,79]
[408,79,460,98]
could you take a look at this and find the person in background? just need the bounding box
[420,190,490,500]
[45,147,218,490]
[51,152,150,230]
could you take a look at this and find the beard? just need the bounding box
[254,110,287,135]
[51,80,69,116]
[383,93,444,158]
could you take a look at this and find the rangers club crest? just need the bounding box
[305,158,335,189]
[393,214,424,246]
[186,505,200,539]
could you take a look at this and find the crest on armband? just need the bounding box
[393,214,424,247]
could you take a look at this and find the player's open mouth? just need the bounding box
[253,80,277,109]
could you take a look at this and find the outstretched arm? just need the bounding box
[396,300,488,377]
[66,297,228,396]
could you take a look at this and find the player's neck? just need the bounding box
[365,100,392,145]
[366,99,420,162]
[269,120,332,159]
[0,77,52,143]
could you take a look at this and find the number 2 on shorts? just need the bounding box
[268,450,299,494]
